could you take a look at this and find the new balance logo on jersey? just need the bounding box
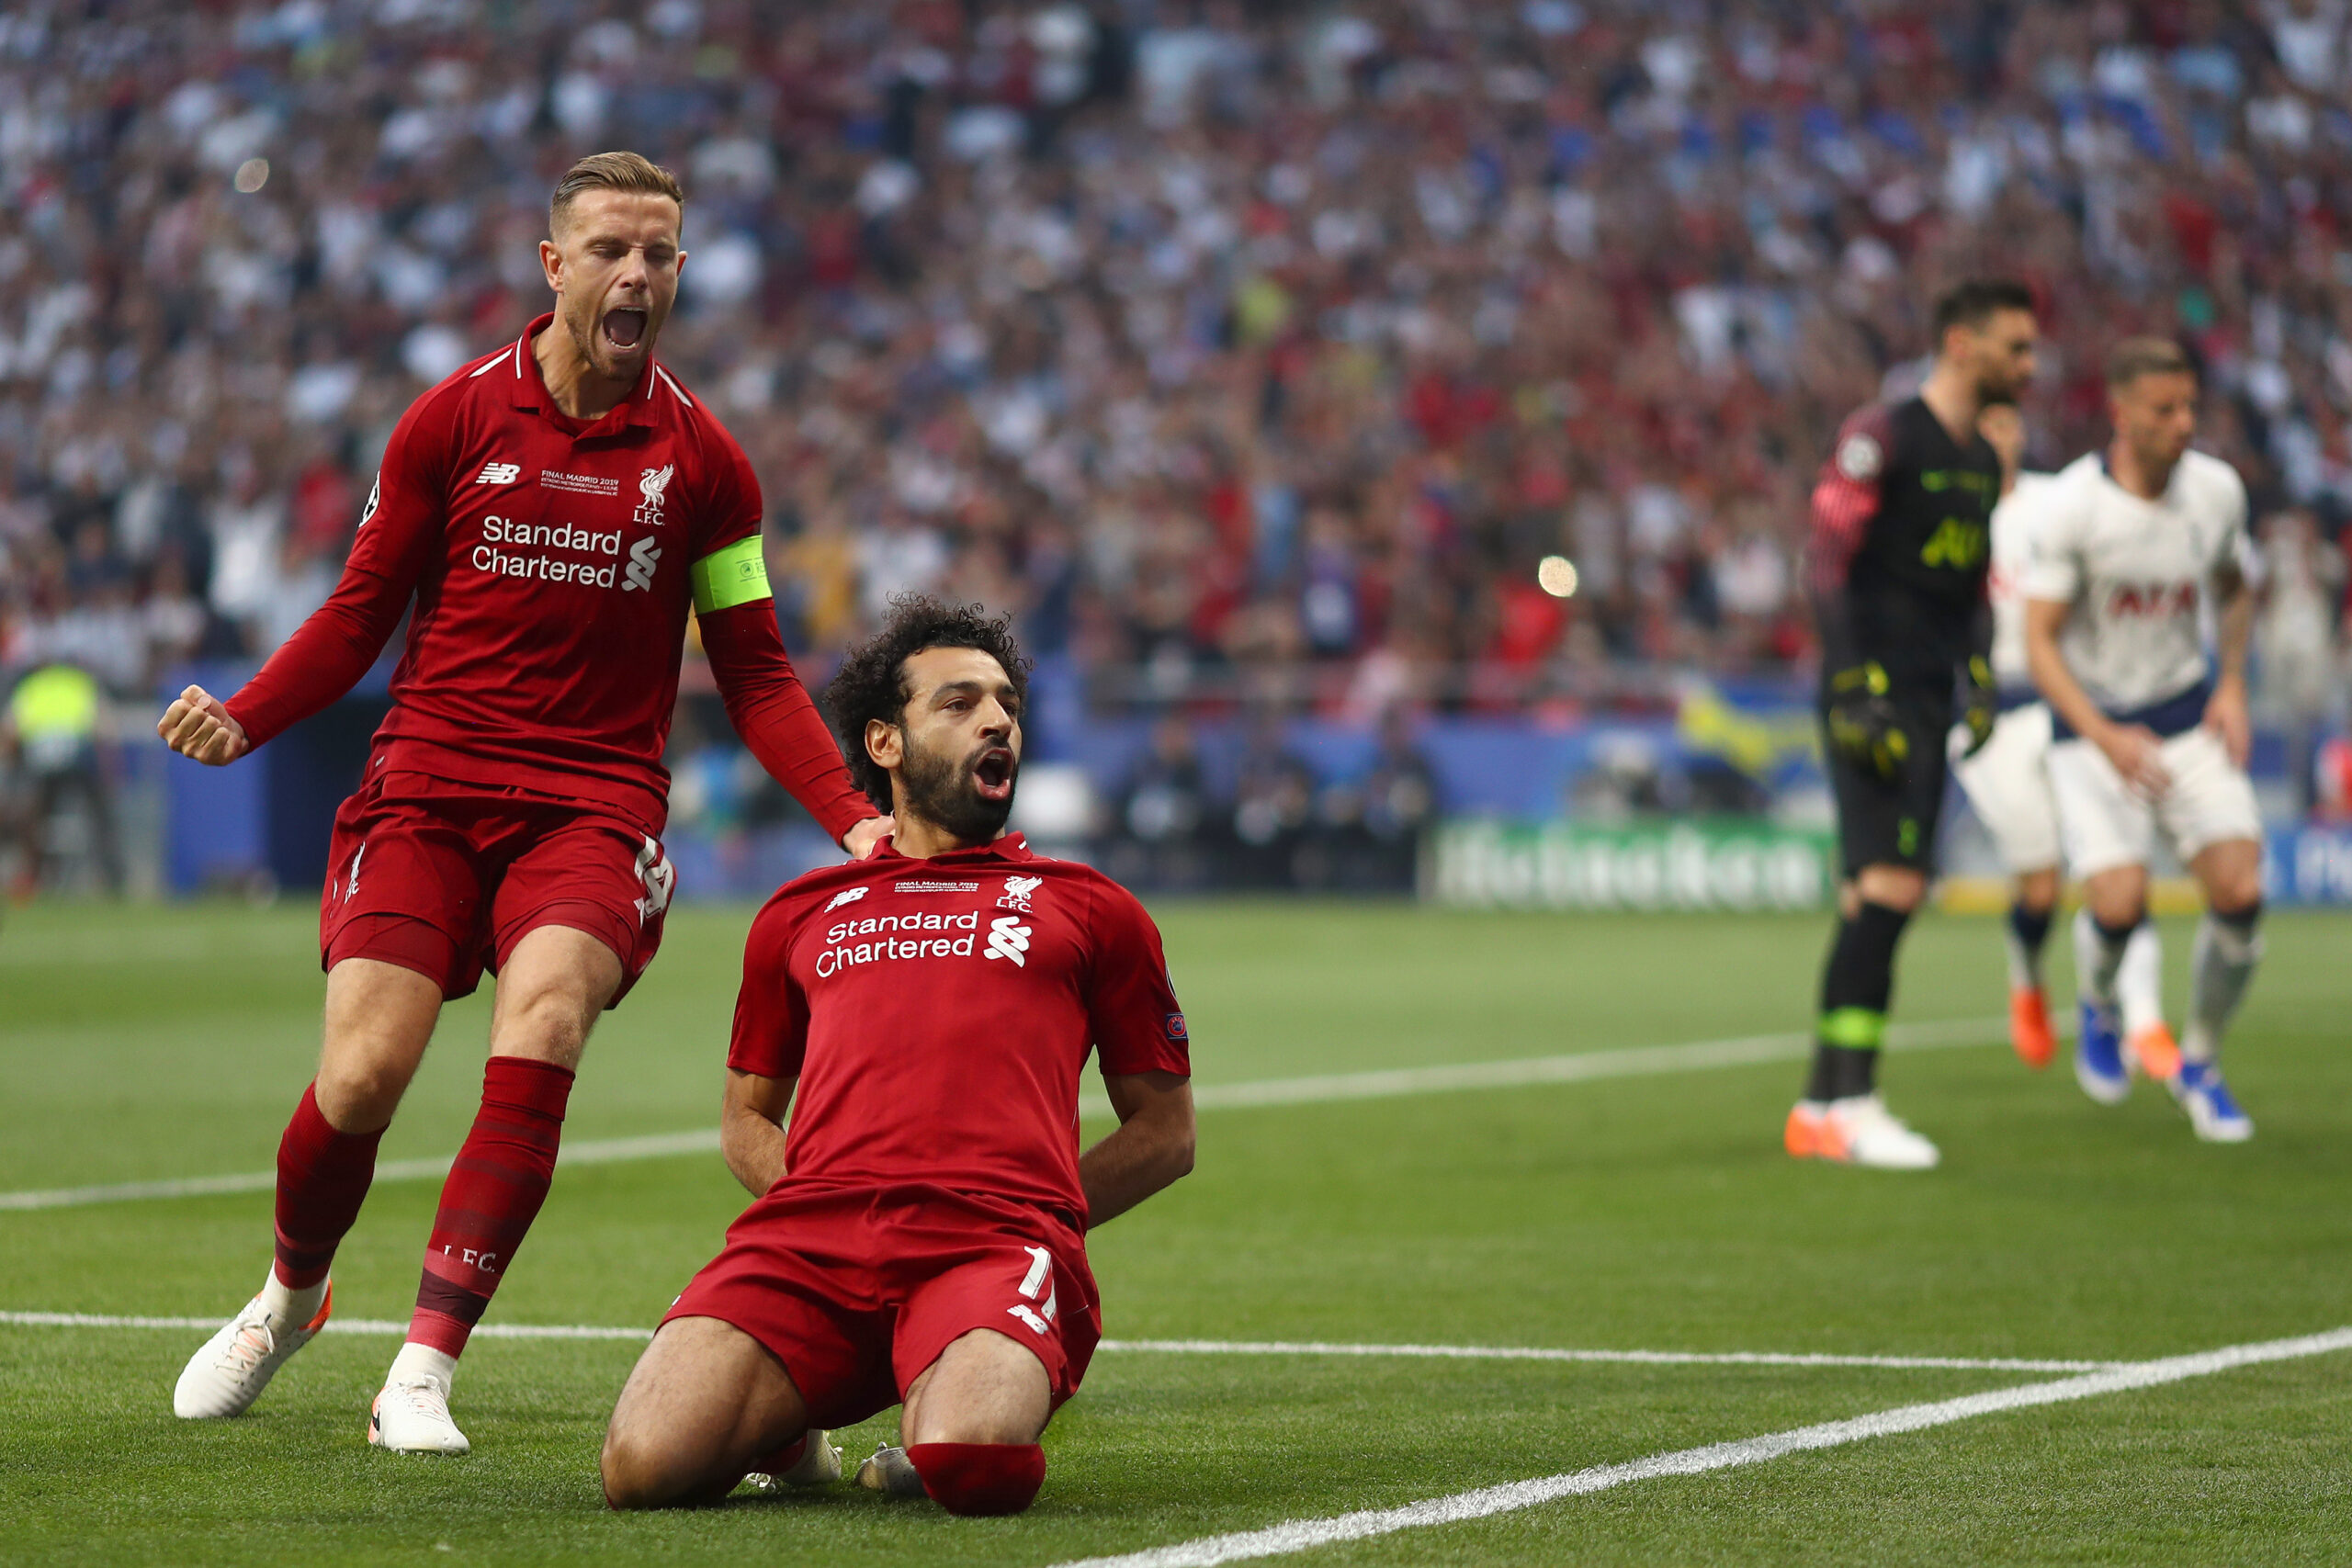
[824,886,869,913]
[623,536,662,592]
[984,917,1033,966]
[475,462,522,484]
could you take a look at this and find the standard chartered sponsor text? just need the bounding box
[472,516,626,587]
[817,909,984,977]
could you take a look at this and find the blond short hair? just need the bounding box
[2105,336,2192,390]
[549,152,685,236]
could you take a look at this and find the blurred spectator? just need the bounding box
[1108,712,1212,890]
[1229,713,1317,888]
[1317,706,1442,891]
[4,664,122,896]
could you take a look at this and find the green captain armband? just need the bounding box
[691,536,771,615]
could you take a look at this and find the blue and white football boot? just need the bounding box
[2074,998,2130,1106]
[2168,1059,2253,1143]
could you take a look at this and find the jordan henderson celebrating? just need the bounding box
[600,597,1196,1517]
[159,152,887,1453]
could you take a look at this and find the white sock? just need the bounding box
[2071,908,2129,1010]
[388,1340,459,1390]
[2115,921,2164,1040]
[2184,909,2262,1064]
[258,1269,328,1332]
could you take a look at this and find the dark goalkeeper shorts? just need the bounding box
[1821,700,1951,878]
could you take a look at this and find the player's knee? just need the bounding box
[492,989,594,1066]
[906,1442,1046,1517]
[2016,869,2061,915]
[600,1425,702,1510]
[1857,867,1927,913]
[312,1054,413,1130]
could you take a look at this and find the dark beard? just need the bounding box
[899,733,1016,846]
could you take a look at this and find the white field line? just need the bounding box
[1045,1326,2352,1568]
[0,1312,2120,1372]
[0,1016,2007,1213]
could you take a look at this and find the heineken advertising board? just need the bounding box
[1430,820,1837,911]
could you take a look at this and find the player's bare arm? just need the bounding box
[719,1067,795,1196]
[156,684,250,766]
[1080,1070,1196,1228]
[2026,596,2168,798]
[2203,558,2254,767]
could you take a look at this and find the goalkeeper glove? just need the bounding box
[1826,662,1909,783]
[1958,655,1997,759]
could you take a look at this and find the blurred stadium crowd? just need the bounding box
[2,3,2350,775]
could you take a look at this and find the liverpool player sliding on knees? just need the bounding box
[600,598,1196,1517]
[159,152,888,1452]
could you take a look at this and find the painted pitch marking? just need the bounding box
[0,1017,2006,1213]
[1043,1326,2352,1568]
[0,1312,2117,1371]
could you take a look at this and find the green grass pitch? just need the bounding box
[3,897,2348,1566]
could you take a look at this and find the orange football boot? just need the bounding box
[2128,1021,2183,1082]
[1784,1102,1848,1160]
[2008,986,2056,1069]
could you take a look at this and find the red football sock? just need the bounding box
[905,1443,1047,1517]
[406,1056,573,1358]
[272,1082,385,1290]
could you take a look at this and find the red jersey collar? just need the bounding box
[873,831,1035,864]
[512,312,663,431]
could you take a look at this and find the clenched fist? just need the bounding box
[158,684,250,766]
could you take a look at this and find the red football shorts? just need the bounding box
[662,1182,1102,1431]
[318,768,674,1004]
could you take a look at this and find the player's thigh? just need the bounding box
[486,924,623,1067]
[1954,707,2062,874]
[604,1315,809,1506]
[2047,738,2153,880]
[2157,730,2264,886]
[1826,752,1917,880]
[490,813,672,1014]
[893,1238,1091,1445]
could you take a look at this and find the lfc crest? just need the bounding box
[635,464,674,526]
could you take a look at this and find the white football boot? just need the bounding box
[173,1283,333,1418]
[1808,1095,1941,1169]
[744,1430,844,1492]
[855,1442,928,1498]
[369,1371,471,1454]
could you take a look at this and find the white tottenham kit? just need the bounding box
[1951,471,2061,874]
[2019,449,2262,877]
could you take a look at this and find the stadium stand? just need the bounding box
[0,1,2347,886]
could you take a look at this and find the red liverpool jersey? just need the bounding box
[224,315,869,840]
[729,834,1191,1226]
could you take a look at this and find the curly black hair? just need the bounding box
[823,594,1034,811]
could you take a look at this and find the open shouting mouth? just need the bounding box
[601,307,648,352]
[972,746,1017,804]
